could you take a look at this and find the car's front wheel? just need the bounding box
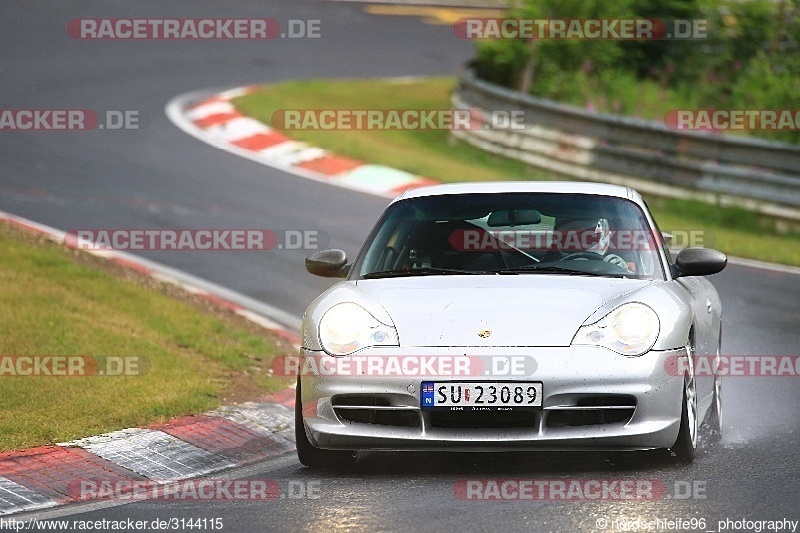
[702,371,723,443]
[670,345,698,462]
[295,379,356,469]
[702,335,723,442]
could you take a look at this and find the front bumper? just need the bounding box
[299,346,687,452]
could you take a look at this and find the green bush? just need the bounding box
[474,0,800,143]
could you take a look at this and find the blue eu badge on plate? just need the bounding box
[421,382,435,406]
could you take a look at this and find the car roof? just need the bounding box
[393,181,638,203]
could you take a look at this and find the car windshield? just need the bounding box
[353,192,665,280]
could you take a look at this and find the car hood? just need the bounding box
[355,275,653,347]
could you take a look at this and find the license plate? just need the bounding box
[420,381,543,411]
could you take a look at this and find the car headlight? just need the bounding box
[318,302,399,356]
[571,302,660,356]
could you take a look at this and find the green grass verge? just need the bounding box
[235,78,551,183]
[0,224,291,451]
[233,77,800,267]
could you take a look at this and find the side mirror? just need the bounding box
[305,249,350,278]
[673,247,727,277]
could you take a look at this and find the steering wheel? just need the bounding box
[602,253,628,269]
[558,251,604,261]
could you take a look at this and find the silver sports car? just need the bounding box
[296,182,726,467]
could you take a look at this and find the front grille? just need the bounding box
[332,395,391,408]
[331,395,420,428]
[545,395,636,428]
[575,395,636,407]
[545,409,633,427]
[430,409,539,429]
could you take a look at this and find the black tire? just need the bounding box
[671,387,698,462]
[295,379,356,469]
[702,332,723,443]
[703,374,723,443]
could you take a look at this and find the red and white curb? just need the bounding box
[166,84,800,278]
[165,86,439,199]
[0,212,299,516]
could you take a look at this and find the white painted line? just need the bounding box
[186,101,236,121]
[261,146,328,166]
[0,476,58,516]
[0,213,65,243]
[0,210,302,330]
[256,142,330,166]
[256,140,307,158]
[217,87,251,100]
[727,255,800,276]
[205,117,272,141]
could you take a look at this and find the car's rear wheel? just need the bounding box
[670,345,698,462]
[295,379,356,469]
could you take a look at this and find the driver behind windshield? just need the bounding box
[542,217,635,272]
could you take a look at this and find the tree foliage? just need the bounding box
[474,0,800,142]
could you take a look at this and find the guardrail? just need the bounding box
[452,64,800,221]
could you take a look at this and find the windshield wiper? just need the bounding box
[493,265,628,278]
[362,267,482,279]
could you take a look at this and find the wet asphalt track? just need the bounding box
[2,1,799,531]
